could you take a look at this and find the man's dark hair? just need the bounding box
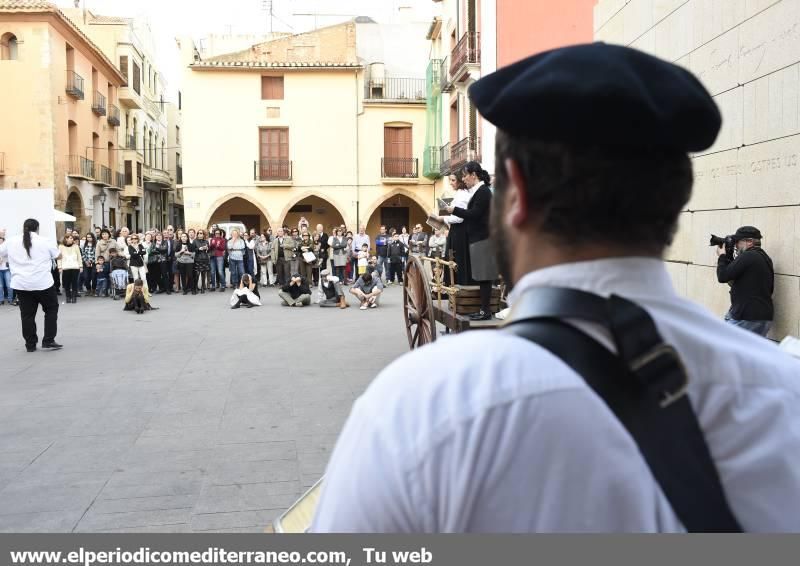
[494,130,693,251]
[362,272,372,284]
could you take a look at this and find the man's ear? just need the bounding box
[504,158,529,228]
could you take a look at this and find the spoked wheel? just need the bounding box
[403,255,437,349]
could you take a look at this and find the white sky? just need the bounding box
[56,0,433,93]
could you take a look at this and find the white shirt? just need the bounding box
[312,257,800,532]
[0,233,59,291]
[443,182,483,226]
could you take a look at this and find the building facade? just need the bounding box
[62,7,179,233]
[0,0,126,235]
[595,0,800,341]
[423,0,595,194]
[180,19,435,238]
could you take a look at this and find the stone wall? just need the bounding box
[595,0,800,340]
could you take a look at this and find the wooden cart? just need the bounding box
[403,254,503,349]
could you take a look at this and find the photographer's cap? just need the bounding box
[468,42,721,152]
[734,226,762,241]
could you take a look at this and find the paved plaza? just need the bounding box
[0,285,410,532]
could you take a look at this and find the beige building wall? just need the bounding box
[595,0,800,340]
[0,8,125,235]
[181,23,434,248]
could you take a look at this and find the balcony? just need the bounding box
[92,91,106,116]
[381,157,419,182]
[107,104,120,126]
[364,77,426,103]
[126,135,137,150]
[439,143,451,175]
[254,159,292,185]
[66,155,94,180]
[107,170,124,190]
[450,32,481,83]
[450,136,480,171]
[423,146,441,180]
[439,57,453,92]
[119,82,142,109]
[95,164,112,186]
[143,164,172,188]
[65,70,84,100]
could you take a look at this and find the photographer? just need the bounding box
[716,226,774,337]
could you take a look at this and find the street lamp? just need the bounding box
[99,190,106,228]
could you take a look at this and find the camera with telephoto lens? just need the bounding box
[709,234,735,258]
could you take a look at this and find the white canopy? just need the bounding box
[54,209,76,222]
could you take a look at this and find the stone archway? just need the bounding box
[278,192,348,233]
[204,193,274,234]
[64,189,88,235]
[363,190,429,240]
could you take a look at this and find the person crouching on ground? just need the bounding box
[279,273,311,307]
[319,269,348,309]
[108,248,128,301]
[124,279,153,314]
[350,271,383,310]
[230,273,261,309]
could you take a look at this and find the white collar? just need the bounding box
[508,257,677,306]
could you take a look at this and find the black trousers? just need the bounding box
[178,263,194,292]
[124,294,146,312]
[146,262,160,291]
[276,258,288,286]
[61,269,80,298]
[15,286,59,347]
[480,281,492,313]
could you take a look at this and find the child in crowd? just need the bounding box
[109,248,129,301]
[95,256,110,297]
[357,243,369,277]
[124,279,153,314]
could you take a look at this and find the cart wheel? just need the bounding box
[403,255,437,350]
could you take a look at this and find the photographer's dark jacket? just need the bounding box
[717,248,774,321]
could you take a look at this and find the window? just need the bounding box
[136,162,142,187]
[258,127,290,179]
[119,55,128,80]
[124,160,133,185]
[132,61,140,94]
[178,91,182,110]
[1,33,18,60]
[176,126,180,144]
[384,125,413,177]
[261,76,284,100]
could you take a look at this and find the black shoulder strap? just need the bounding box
[503,287,742,532]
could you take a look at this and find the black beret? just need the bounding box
[468,42,721,152]
[734,226,762,240]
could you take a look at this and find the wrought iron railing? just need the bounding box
[439,143,451,175]
[254,159,292,181]
[381,157,418,178]
[423,146,441,179]
[450,32,481,78]
[439,57,452,92]
[99,165,112,185]
[66,70,84,99]
[107,104,120,126]
[450,136,480,170]
[66,155,94,179]
[114,171,124,188]
[364,77,426,102]
[92,91,106,116]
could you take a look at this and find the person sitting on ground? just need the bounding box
[124,279,154,314]
[279,272,311,307]
[230,273,261,309]
[319,269,349,309]
[350,271,383,310]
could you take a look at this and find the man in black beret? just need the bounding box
[313,43,800,533]
[716,225,774,337]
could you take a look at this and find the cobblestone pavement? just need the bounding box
[0,283,410,532]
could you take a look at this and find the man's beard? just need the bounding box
[489,200,514,289]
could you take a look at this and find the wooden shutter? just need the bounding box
[124,160,132,185]
[261,76,284,100]
[132,61,140,94]
[258,128,289,178]
[384,126,412,176]
[136,162,142,186]
[119,55,128,81]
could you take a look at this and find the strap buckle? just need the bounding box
[629,344,689,408]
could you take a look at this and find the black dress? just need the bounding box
[446,222,471,286]
[452,184,492,285]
